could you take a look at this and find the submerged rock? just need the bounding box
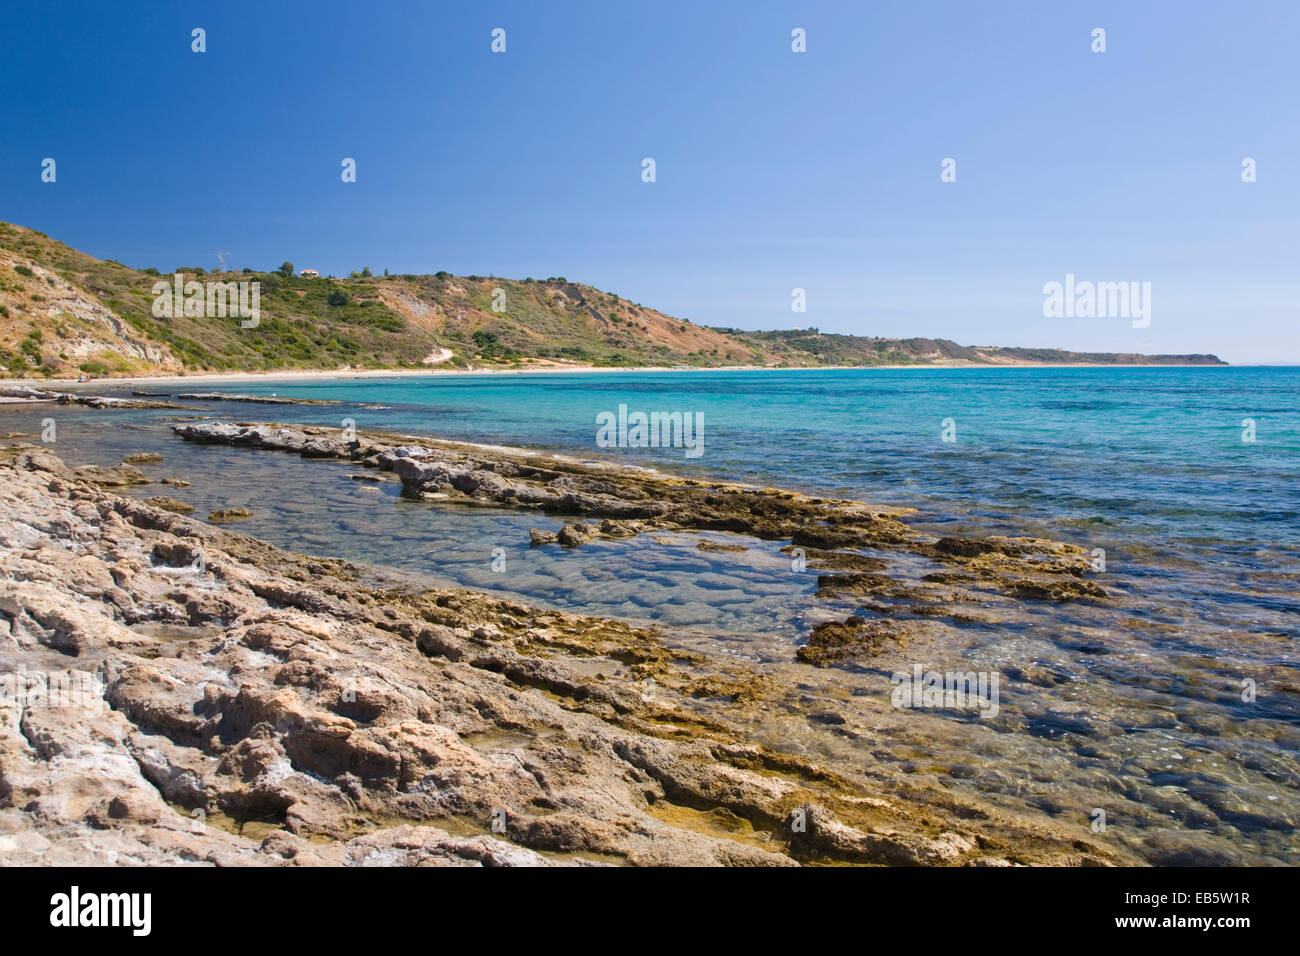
[71,462,149,487]
[698,540,748,553]
[557,522,594,547]
[144,496,194,514]
[1004,577,1107,601]
[932,536,1007,558]
[798,617,896,665]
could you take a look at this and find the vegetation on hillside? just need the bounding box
[0,222,1226,378]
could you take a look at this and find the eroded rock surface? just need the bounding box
[0,450,1134,867]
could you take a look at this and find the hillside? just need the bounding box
[737,329,1227,368]
[0,222,1225,378]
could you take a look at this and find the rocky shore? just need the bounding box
[173,421,1109,665]
[0,443,1136,866]
[0,385,184,410]
[170,392,340,406]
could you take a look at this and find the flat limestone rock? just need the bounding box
[0,448,1135,867]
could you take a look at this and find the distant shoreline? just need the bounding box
[1,360,1240,390]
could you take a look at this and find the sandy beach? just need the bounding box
[1,359,1238,391]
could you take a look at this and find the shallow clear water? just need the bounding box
[4,366,1297,863]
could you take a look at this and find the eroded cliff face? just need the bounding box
[0,244,181,377]
[0,448,1133,866]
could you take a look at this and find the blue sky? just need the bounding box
[2,0,1296,363]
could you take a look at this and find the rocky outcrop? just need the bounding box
[0,450,1132,867]
[170,423,907,539]
[169,421,1111,666]
[174,392,340,406]
[171,421,1100,569]
[143,496,193,514]
[796,616,954,666]
[0,385,183,409]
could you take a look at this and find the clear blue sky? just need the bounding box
[2,1,1296,363]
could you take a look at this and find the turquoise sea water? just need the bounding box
[221,365,1300,532]
[5,365,1297,863]
[203,365,1300,605]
